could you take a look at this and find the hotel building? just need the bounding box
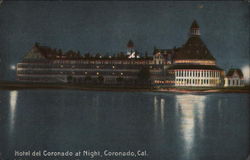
[16,20,238,88]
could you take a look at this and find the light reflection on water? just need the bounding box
[9,90,18,135]
[175,94,206,157]
[0,90,248,160]
[153,96,165,129]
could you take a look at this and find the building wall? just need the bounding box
[153,54,165,65]
[174,69,222,87]
[224,77,244,87]
[16,60,164,84]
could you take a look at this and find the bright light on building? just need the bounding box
[10,65,16,70]
[241,64,250,84]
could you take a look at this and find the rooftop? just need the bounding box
[190,20,200,29]
[174,36,216,61]
[168,64,223,70]
[226,69,244,78]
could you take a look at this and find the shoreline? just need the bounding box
[0,82,249,93]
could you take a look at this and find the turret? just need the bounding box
[127,40,135,55]
[190,20,200,36]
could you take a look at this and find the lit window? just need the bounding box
[96,72,99,75]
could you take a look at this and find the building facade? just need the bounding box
[16,43,163,84]
[152,20,224,87]
[224,69,244,87]
[16,21,241,88]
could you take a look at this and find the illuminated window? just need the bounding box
[96,72,99,75]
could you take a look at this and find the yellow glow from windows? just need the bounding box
[154,80,175,84]
[174,60,216,65]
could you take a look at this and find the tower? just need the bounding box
[127,40,139,58]
[127,40,135,55]
[190,20,200,36]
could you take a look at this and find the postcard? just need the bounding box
[0,1,249,160]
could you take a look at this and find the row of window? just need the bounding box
[176,78,220,85]
[23,59,152,65]
[17,70,140,76]
[227,79,243,86]
[176,70,220,78]
[17,64,162,70]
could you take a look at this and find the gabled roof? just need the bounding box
[153,48,174,55]
[24,43,82,60]
[173,36,215,61]
[226,69,244,78]
[23,44,46,60]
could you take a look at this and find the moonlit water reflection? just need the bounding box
[175,94,206,158]
[0,90,248,160]
[9,90,18,135]
[153,96,165,129]
[154,96,158,124]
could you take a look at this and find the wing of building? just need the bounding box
[224,69,244,87]
[153,20,224,87]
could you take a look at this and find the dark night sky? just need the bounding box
[0,1,249,81]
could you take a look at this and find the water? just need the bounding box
[0,90,249,160]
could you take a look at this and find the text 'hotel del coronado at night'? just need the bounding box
[16,20,245,88]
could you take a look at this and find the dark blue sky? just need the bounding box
[0,1,249,80]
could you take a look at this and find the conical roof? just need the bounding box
[190,20,199,29]
[174,36,215,60]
